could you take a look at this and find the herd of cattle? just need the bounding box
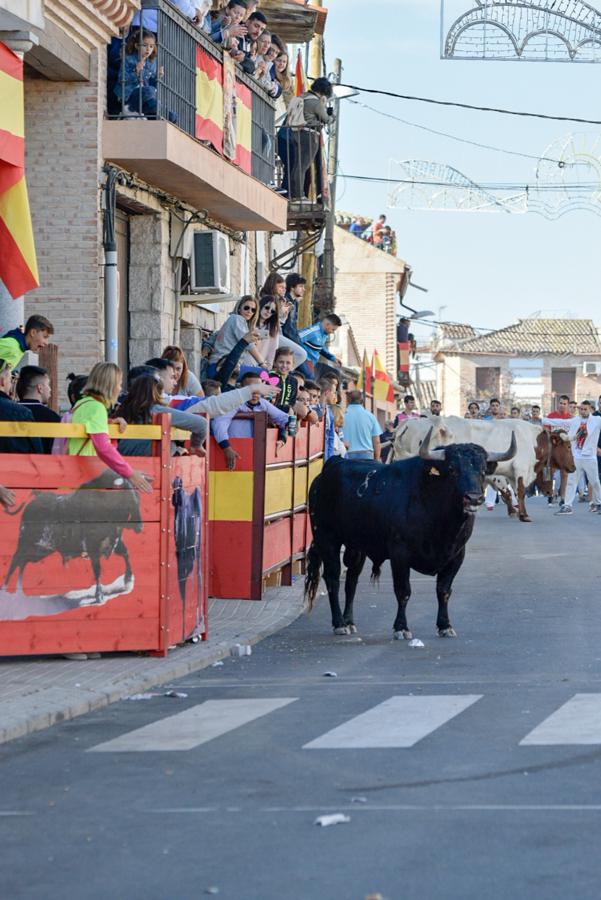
[307,415,574,639]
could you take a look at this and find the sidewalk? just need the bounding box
[0,581,306,746]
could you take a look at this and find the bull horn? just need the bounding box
[487,431,517,463]
[419,426,446,462]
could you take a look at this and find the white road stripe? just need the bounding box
[520,694,601,745]
[303,695,482,749]
[148,805,601,814]
[88,698,297,752]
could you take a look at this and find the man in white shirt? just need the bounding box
[544,400,601,515]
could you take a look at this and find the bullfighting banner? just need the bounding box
[0,41,39,299]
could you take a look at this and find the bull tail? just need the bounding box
[304,543,323,612]
[370,563,382,584]
[3,502,25,517]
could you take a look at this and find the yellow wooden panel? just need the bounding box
[294,464,308,508]
[264,467,293,517]
[0,422,195,442]
[308,458,323,491]
[209,471,254,521]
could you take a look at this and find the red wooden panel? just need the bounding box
[262,516,292,573]
[0,455,159,490]
[0,618,161,656]
[294,424,309,462]
[292,511,307,556]
[265,428,294,466]
[209,437,255,472]
[209,521,253,599]
[308,420,326,457]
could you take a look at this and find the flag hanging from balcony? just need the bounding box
[373,350,395,403]
[0,42,39,299]
[357,350,372,395]
[397,317,411,381]
[294,49,307,96]
[195,46,252,175]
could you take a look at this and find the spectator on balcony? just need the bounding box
[270,348,298,414]
[237,10,267,74]
[207,296,270,376]
[278,77,335,200]
[114,29,160,118]
[295,386,319,425]
[255,295,281,370]
[298,313,342,379]
[371,214,387,247]
[210,0,249,47]
[161,346,204,398]
[131,0,211,32]
[282,272,306,347]
[16,365,61,454]
[274,50,293,121]
[349,217,364,237]
[254,35,282,98]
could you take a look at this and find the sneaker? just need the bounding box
[486,504,494,511]
[554,505,573,516]
[589,504,600,513]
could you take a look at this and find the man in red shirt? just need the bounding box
[546,394,573,506]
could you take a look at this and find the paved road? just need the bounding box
[2,497,601,900]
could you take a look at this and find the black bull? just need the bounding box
[305,430,517,639]
[4,471,142,604]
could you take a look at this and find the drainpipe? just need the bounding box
[102,166,124,364]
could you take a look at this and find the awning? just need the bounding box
[259,0,327,43]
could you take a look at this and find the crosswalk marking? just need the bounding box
[303,695,482,749]
[88,698,297,752]
[520,694,601,745]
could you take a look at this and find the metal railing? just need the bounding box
[276,125,328,226]
[107,0,277,186]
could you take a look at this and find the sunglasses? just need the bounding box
[241,305,256,312]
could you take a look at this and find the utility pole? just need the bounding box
[318,57,341,315]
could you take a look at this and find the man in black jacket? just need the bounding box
[282,273,306,348]
[0,360,43,454]
[16,365,61,453]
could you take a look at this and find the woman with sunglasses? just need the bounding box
[261,272,308,369]
[254,295,281,370]
[207,295,268,378]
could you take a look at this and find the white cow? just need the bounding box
[390,416,574,522]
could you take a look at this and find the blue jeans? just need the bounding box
[346,450,376,461]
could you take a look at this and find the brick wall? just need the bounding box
[24,50,104,399]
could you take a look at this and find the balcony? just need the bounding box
[103,0,287,232]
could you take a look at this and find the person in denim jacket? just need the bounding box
[115,30,160,116]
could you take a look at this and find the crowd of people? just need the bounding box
[337,213,398,255]
[108,1,334,203]
[0,271,350,502]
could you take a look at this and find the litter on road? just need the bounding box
[314,814,351,827]
[408,638,425,648]
[164,691,188,699]
[211,660,224,668]
[231,644,252,657]
[323,671,338,678]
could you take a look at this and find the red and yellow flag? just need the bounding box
[195,46,251,175]
[357,350,372,395]
[0,42,39,299]
[294,49,306,97]
[373,350,395,403]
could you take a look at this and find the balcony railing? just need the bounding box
[107,0,276,186]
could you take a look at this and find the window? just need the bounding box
[475,366,500,398]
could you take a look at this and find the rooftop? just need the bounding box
[445,318,601,356]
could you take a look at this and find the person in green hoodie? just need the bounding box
[0,314,54,369]
[270,347,298,413]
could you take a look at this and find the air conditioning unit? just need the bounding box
[190,230,230,294]
[583,361,601,377]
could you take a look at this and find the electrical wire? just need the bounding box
[343,174,601,191]
[339,83,601,125]
[346,99,565,165]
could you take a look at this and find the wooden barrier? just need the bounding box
[209,414,325,601]
[0,415,208,657]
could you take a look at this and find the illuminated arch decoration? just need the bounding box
[387,160,528,213]
[530,132,601,216]
[441,0,601,62]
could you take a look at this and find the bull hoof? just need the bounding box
[347,624,358,634]
[394,629,413,641]
[438,627,457,638]
[333,626,351,636]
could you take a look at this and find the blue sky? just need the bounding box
[325,0,601,337]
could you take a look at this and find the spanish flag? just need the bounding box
[195,46,251,175]
[294,49,306,97]
[0,42,39,299]
[373,350,395,403]
[357,350,372,395]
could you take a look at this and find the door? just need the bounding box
[115,209,130,374]
[551,367,576,406]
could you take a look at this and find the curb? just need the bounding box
[0,596,305,747]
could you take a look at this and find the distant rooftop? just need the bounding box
[445,318,601,356]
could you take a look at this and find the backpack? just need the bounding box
[285,95,307,128]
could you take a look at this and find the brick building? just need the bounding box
[2,0,327,399]
[433,318,601,415]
